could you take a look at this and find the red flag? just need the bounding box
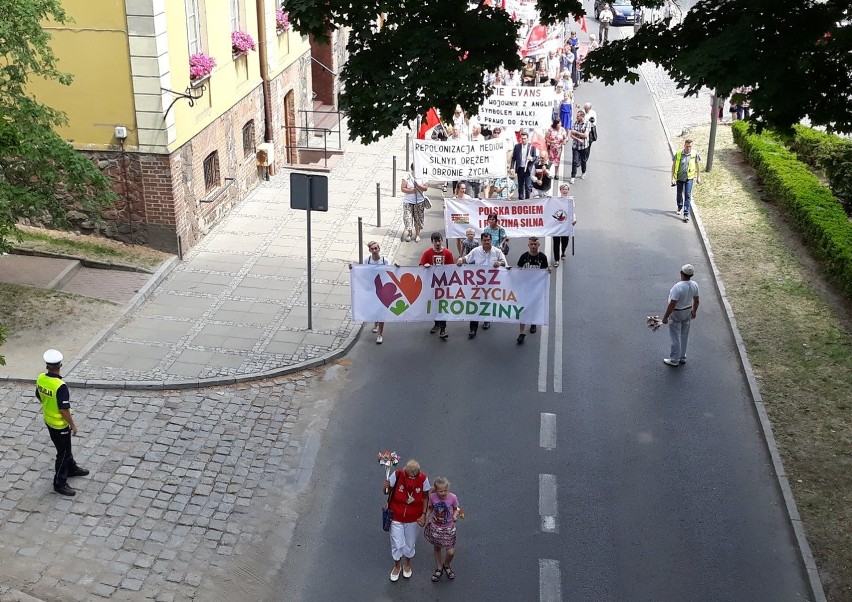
[579,16,588,33]
[521,25,548,58]
[417,108,441,140]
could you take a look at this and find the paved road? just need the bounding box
[276,75,810,601]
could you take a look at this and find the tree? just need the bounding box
[0,0,116,252]
[287,0,851,141]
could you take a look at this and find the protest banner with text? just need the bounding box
[444,196,575,238]
[477,86,555,130]
[413,139,507,182]
[350,265,549,324]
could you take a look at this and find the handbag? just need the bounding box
[589,125,598,143]
[382,471,396,532]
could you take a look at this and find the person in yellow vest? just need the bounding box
[36,349,89,496]
[671,139,701,223]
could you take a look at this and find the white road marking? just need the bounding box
[539,473,558,533]
[538,325,549,392]
[553,257,564,393]
[539,559,562,602]
[540,413,557,450]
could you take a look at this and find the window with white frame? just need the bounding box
[186,0,201,54]
[230,0,241,31]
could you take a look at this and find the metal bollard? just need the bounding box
[392,156,397,197]
[376,183,382,227]
[358,217,364,264]
[405,133,410,169]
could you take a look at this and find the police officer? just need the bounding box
[36,349,89,496]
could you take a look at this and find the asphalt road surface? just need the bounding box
[276,76,810,601]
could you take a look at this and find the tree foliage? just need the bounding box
[287,0,851,141]
[0,0,116,252]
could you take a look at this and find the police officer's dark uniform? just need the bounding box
[36,349,89,496]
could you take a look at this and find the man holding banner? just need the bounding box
[510,132,538,200]
[456,232,507,338]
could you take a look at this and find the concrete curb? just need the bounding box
[45,259,81,290]
[0,586,45,602]
[11,248,158,273]
[642,66,827,602]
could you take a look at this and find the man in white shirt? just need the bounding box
[583,102,598,157]
[598,4,614,45]
[661,264,700,366]
[457,232,507,338]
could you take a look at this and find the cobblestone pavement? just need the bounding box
[639,62,713,142]
[0,364,342,601]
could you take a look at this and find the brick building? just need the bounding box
[31,0,347,254]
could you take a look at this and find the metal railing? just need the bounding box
[298,107,344,151]
[281,124,331,168]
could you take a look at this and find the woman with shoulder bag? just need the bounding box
[383,459,430,582]
[401,164,428,242]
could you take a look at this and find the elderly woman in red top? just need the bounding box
[383,459,430,582]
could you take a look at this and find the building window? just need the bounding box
[203,152,220,192]
[185,0,201,54]
[242,121,255,158]
[230,0,241,31]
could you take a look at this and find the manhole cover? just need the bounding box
[631,115,653,120]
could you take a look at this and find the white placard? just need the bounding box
[477,86,556,130]
[445,196,575,238]
[413,139,507,182]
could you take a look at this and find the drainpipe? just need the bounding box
[256,0,273,143]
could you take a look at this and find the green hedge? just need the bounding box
[785,125,852,210]
[732,121,852,298]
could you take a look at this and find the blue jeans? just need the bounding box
[676,179,694,216]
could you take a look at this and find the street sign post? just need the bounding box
[290,173,329,330]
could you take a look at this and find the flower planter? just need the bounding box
[190,74,210,88]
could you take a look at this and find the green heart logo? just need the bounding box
[389,300,409,315]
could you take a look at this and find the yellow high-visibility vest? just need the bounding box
[674,150,698,180]
[37,373,68,429]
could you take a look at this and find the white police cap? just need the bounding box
[43,349,64,364]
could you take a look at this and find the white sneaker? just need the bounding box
[663,358,680,366]
[580,173,586,180]
[569,177,575,184]
[676,208,682,215]
[414,235,421,243]
[372,323,379,333]
[376,335,383,344]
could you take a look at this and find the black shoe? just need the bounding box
[429,324,439,334]
[68,467,90,477]
[439,330,448,339]
[468,330,477,339]
[483,322,491,330]
[529,325,537,334]
[54,484,76,496]
[517,333,525,344]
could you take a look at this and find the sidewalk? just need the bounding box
[62,125,425,387]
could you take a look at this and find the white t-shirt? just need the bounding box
[403,176,426,205]
[463,246,506,266]
[365,255,389,266]
[668,280,700,308]
[585,108,598,125]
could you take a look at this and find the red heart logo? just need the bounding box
[389,272,422,304]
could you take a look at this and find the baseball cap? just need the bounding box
[681,264,695,276]
[43,349,64,365]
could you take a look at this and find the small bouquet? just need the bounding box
[646,315,663,331]
[377,450,400,479]
[456,508,466,520]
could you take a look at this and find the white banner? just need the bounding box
[477,86,556,130]
[413,139,506,183]
[350,265,549,324]
[506,0,538,21]
[444,196,575,238]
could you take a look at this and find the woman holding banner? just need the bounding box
[552,183,578,267]
[401,164,428,243]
